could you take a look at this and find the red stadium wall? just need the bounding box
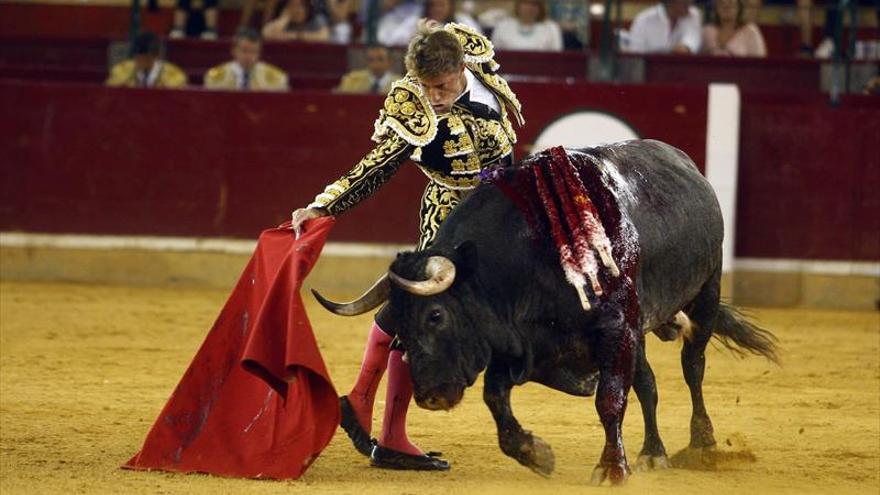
[0,79,706,244]
[2,79,878,261]
[737,92,880,261]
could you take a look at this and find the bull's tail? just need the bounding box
[711,303,779,364]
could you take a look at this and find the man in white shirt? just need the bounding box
[491,0,564,52]
[376,0,423,46]
[627,0,702,54]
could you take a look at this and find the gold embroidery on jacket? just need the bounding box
[410,146,423,162]
[416,167,482,190]
[449,155,482,175]
[371,76,437,146]
[417,182,463,250]
[311,23,524,243]
[443,133,475,158]
[465,63,524,128]
[308,133,412,214]
[445,114,466,136]
[444,23,495,66]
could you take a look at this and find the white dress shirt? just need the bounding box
[229,62,250,89]
[379,11,484,47]
[376,3,422,46]
[627,4,702,54]
[491,17,564,52]
[136,61,162,87]
[372,71,395,93]
[461,67,501,114]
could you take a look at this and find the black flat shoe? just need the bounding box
[339,396,376,457]
[370,445,451,471]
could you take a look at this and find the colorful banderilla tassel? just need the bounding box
[532,160,591,311]
[546,149,603,296]
[554,148,621,280]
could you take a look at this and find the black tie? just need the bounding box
[242,70,251,89]
[370,77,381,94]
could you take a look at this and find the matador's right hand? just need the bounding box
[290,208,327,238]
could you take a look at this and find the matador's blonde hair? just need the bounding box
[404,19,464,79]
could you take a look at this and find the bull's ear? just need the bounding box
[453,241,479,279]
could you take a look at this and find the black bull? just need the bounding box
[314,140,777,485]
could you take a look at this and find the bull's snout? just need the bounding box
[415,384,464,411]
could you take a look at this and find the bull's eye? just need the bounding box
[423,305,447,330]
[427,309,444,326]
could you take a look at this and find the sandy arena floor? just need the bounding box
[0,281,878,494]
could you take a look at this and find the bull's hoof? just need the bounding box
[589,461,630,486]
[502,431,555,477]
[519,435,555,477]
[635,453,671,471]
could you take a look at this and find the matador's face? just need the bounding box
[418,66,467,115]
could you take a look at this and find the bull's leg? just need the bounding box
[680,272,721,450]
[483,362,555,476]
[632,334,670,471]
[589,319,638,486]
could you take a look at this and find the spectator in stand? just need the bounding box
[376,0,423,46]
[423,0,483,32]
[241,0,282,32]
[204,28,289,91]
[864,76,880,95]
[810,0,879,59]
[549,0,590,50]
[702,0,767,56]
[379,0,483,46]
[627,0,702,54]
[742,0,761,23]
[325,0,354,44]
[750,0,877,58]
[263,0,332,42]
[491,0,564,52]
[741,0,813,57]
[169,0,219,40]
[335,44,401,93]
[106,32,187,88]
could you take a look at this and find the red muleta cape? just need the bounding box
[124,217,339,479]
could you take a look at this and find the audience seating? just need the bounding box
[5,34,878,94]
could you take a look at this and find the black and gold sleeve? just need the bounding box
[307,133,414,216]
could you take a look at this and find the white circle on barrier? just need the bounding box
[532,111,640,152]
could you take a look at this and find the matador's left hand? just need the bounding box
[290,207,327,238]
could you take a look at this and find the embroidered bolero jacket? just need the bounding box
[307,23,524,216]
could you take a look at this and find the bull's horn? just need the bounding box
[311,274,390,316]
[388,256,456,296]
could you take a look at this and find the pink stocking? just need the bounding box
[347,321,392,434]
[378,350,423,456]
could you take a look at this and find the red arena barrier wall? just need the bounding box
[737,92,880,261]
[2,79,878,261]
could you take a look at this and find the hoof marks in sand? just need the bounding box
[671,437,756,471]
